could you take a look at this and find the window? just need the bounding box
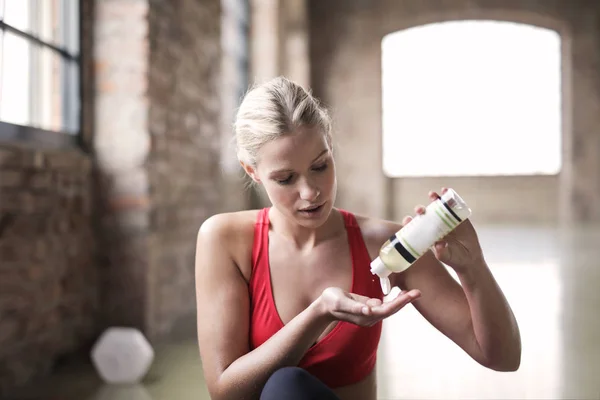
[381,20,562,177]
[0,0,80,145]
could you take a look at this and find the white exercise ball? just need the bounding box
[91,327,155,384]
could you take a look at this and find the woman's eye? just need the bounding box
[313,163,328,172]
[276,176,293,185]
[274,163,327,185]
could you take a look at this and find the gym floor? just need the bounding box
[9,224,600,400]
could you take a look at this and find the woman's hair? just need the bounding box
[233,76,332,167]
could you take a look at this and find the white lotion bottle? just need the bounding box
[370,188,472,295]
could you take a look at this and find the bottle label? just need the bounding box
[397,199,462,257]
[388,234,416,263]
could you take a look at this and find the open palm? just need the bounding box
[320,287,421,327]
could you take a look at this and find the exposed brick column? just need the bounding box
[250,0,309,104]
[281,0,309,89]
[248,0,280,208]
[93,0,151,330]
[146,0,224,339]
[248,0,311,208]
[562,19,600,223]
[250,0,281,83]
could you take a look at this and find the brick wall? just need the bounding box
[0,0,99,395]
[146,0,223,338]
[308,0,600,224]
[0,0,228,394]
[0,147,98,395]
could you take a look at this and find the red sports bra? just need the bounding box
[249,208,384,388]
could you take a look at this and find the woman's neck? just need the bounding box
[268,207,344,251]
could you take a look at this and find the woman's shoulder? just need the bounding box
[199,209,262,237]
[197,209,263,277]
[342,209,403,257]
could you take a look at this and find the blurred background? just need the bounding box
[0,0,599,399]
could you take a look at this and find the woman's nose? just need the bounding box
[299,182,320,201]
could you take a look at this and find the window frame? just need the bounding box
[0,0,82,150]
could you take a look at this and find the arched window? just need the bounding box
[381,20,562,177]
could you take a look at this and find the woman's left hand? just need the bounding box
[403,188,485,273]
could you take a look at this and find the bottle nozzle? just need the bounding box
[370,257,393,295]
[379,277,391,296]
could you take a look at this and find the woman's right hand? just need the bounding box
[319,287,422,327]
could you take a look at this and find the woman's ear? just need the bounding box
[240,161,261,183]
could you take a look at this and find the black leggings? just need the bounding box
[260,367,340,400]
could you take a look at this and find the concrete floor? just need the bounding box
[8,224,600,400]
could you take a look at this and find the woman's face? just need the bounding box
[249,126,337,229]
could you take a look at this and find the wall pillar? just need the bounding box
[249,0,310,208]
[93,0,151,331]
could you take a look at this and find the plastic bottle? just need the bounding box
[370,188,472,295]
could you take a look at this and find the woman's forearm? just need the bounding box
[457,259,522,371]
[215,297,331,400]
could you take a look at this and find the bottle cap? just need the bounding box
[370,257,392,295]
[441,188,472,221]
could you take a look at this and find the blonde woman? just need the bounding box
[195,77,521,400]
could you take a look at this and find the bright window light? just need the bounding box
[381,20,562,177]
